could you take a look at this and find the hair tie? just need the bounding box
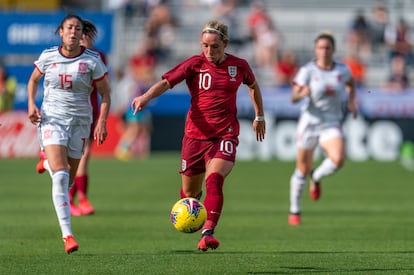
[202,27,228,40]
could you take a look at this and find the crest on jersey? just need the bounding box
[228,66,237,81]
[78,62,88,73]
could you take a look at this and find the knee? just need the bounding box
[332,154,345,168]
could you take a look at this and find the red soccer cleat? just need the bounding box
[78,199,95,215]
[309,179,321,201]
[198,234,220,251]
[70,203,82,216]
[36,151,47,174]
[288,213,301,225]
[309,170,321,201]
[63,235,79,254]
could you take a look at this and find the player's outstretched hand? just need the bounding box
[131,95,148,115]
[253,120,266,142]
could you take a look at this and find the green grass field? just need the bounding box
[1,153,413,274]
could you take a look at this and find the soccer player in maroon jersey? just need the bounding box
[69,19,107,216]
[131,20,266,251]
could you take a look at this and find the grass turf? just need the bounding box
[1,153,413,274]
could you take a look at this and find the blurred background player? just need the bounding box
[288,33,358,226]
[28,14,111,253]
[131,20,266,251]
[114,42,154,161]
[69,19,108,216]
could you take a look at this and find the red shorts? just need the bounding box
[180,136,238,176]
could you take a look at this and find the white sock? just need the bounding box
[289,169,306,214]
[51,170,73,238]
[313,158,338,182]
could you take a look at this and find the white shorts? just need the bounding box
[296,116,343,150]
[38,122,90,159]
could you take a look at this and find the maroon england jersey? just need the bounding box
[162,53,256,141]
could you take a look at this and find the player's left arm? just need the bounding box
[27,68,43,125]
[346,78,358,119]
[94,75,111,145]
[247,81,266,142]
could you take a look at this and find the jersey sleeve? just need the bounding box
[293,65,310,87]
[162,56,197,88]
[92,58,108,81]
[242,59,256,86]
[33,51,48,74]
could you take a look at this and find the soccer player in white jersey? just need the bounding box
[27,13,111,253]
[288,33,358,225]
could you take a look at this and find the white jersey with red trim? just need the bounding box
[294,61,351,124]
[35,46,107,125]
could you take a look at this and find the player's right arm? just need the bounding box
[291,84,310,103]
[291,66,311,103]
[131,79,171,115]
[27,68,43,125]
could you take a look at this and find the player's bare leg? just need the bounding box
[181,173,204,199]
[311,137,345,200]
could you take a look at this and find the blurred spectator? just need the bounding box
[211,0,244,49]
[246,0,271,39]
[246,0,281,68]
[0,65,17,112]
[385,17,413,68]
[274,50,298,88]
[107,0,137,18]
[383,54,409,92]
[111,66,135,117]
[369,1,389,55]
[144,0,177,60]
[342,51,367,87]
[129,41,157,84]
[346,8,372,62]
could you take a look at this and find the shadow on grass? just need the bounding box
[170,250,414,255]
[171,250,414,274]
[248,267,414,274]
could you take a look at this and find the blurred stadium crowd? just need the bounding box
[106,0,414,90]
[2,0,414,161]
[2,0,414,96]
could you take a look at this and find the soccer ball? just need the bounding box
[170,198,207,233]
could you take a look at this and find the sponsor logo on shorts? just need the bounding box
[44,129,52,139]
[181,159,187,171]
